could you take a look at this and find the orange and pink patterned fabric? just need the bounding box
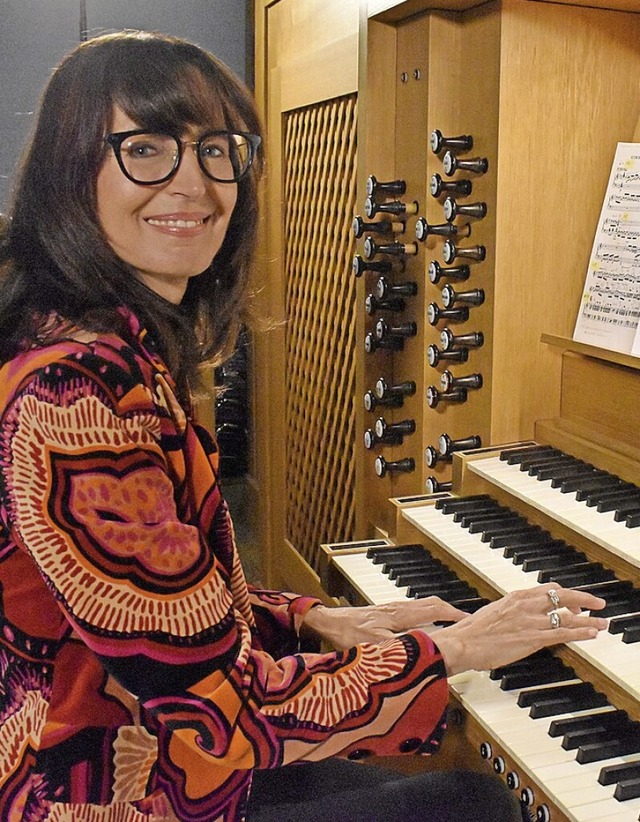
[0,308,448,821]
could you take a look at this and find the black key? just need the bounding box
[614,777,640,801]
[501,662,574,691]
[500,444,557,464]
[519,453,567,473]
[598,593,640,619]
[452,502,502,522]
[367,545,425,563]
[549,709,628,738]
[625,510,640,528]
[548,465,599,488]
[562,718,632,751]
[535,459,588,481]
[623,625,640,644]
[462,511,519,530]
[479,522,533,542]
[560,470,614,494]
[577,729,640,764]
[384,558,442,577]
[436,495,491,512]
[510,542,573,563]
[613,499,640,520]
[407,580,472,599]
[445,596,489,612]
[609,614,640,634]
[575,477,625,501]
[541,565,615,586]
[516,679,587,706]
[500,534,559,555]
[585,484,637,507]
[394,568,455,587]
[529,689,609,719]
[598,491,640,513]
[522,553,588,573]
[384,560,437,577]
[490,650,552,680]
[599,760,640,786]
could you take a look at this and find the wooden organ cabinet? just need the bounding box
[252,0,640,819]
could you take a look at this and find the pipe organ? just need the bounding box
[254,0,640,819]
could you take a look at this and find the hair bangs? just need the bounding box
[107,52,237,135]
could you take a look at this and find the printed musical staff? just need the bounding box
[573,143,640,354]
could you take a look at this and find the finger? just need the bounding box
[540,584,606,613]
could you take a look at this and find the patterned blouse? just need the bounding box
[0,307,448,821]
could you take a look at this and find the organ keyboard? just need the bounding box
[321,339,640,822]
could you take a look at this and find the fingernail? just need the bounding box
[589,628,598,638]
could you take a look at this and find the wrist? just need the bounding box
[432,629,467,677]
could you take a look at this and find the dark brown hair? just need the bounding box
[0,30,263,398]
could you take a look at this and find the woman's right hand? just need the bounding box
[433,584,608,676]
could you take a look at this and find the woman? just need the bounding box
[0,31,607,822]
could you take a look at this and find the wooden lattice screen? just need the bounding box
[283,94,358,571]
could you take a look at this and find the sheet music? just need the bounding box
[573,143,640,354]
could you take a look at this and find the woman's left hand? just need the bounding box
[302,598,468,650]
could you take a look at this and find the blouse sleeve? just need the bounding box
[2,346,449,779]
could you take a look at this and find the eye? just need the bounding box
[200,137,228,159]
[122,134,169,160]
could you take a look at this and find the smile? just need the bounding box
[146,217,208,228]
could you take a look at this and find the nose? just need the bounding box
[167,144,208,197]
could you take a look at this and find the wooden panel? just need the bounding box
[490,0,640,442]
[368,0,640,17]
[280,33,359,111]
[420,5,501,493]
[283,94,359,571]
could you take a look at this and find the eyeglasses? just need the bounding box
[104,129,261,185]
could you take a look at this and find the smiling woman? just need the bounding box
[0,29,605,822]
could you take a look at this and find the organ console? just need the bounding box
[321,346,640,822]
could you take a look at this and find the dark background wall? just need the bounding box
[0,0,251,210]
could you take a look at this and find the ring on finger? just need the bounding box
[547,588,560,610]
[549,611,561,630]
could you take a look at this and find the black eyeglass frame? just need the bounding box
[104,129,262,185]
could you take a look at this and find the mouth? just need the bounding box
[146,216,210,229]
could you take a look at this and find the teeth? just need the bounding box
[147,218,205,228]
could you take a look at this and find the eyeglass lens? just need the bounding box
[118,132,251,183]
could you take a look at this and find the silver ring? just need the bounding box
[549,611,561,630]
[547,588,560,610]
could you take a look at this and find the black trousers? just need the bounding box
[247,758,527,822]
